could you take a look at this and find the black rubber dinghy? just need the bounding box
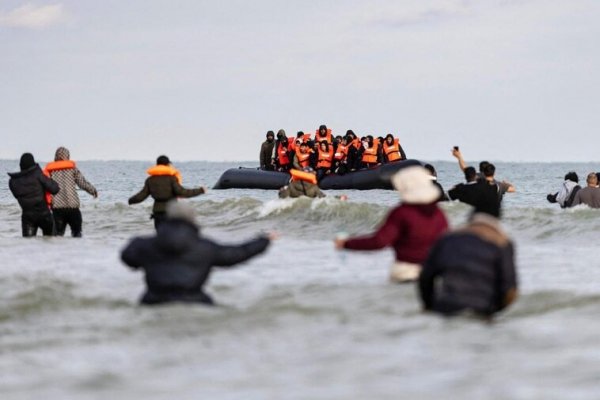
[213,159,422,190]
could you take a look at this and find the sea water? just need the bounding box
[1,159,600,399]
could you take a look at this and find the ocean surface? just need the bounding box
[1,159,600,400]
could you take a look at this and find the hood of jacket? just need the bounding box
[155,219,201,254]
[55,147,70,161]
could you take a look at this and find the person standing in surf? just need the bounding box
[121,201,273,305]
[8,153,60,237]
[334,166,448,282]
[44,146,98,237]
[419,202,518,318]
[128,155,206,230]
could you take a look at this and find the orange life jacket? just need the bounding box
[290,169,317,185]
[334,144,348,161]
[295,149,311,169]
[351,138,361,150]
[362,142,379,164]
[43,160,77,206]
[276,142,291,165]
[147,165,183,184]
[45,160,76,173]
[317,147,334,169]
[314,129,333,144]
[383,138,402,162]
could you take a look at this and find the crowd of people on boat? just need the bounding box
[259,125,407,180]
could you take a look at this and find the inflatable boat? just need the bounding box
[213,159,422,190]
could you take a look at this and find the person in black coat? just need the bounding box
[121,201,272,305]
[419,205,518,318]
[8,153,60,237]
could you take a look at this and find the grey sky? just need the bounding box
[1,0,599,162]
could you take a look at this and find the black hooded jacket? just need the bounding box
[121,219,270,304]
[8,164,60,215]
[419,214,517,317]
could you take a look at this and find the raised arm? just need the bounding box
[212,236,270,267]
[451,148,467,171]
[342,211,402,251]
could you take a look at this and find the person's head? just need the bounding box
[156,155,170,166]
[19,153,35,171]
[391,166,440,205]
[423,163,437,178]
[319,140,328,151]
[596,172,600,185]
[464,166,477,182]
[346,130,355,139]
[586,172,598,187]
[266,131,275,142]
[319,125,327,135]
[166,200,198,227]
[295,139,302,147]
[564,171,578,183]
[335,135,343,143]
[296,131,304,138]
[385,134,394,144]
[377,136,384,145]
[479,161,490,174]
[54,146,70,161]
[299,142,308,153]
[277,129,286,140]
[482,163,496,178]
[341,136,349,145]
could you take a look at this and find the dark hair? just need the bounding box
[296,131,304,138]
[267,130,274,137]
[319,125,327,131]
[464,166,477,182]
[19,153,35,171]
[344,135,353,143]
[306,140,314,148]
[423,163,436,177]
[482,163,496,177]
[479,161,490,173]
[385,133,394,141]
[346,130,355,139]
[564,171,579,183]
[319,140,329,151]
[156,155,170,165]
[300,142,308,147]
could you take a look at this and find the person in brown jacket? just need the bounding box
[128,155,206,229]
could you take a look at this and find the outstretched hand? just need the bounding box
[451,148,462,159]
[334,238,346,249]
[267,231,280,241]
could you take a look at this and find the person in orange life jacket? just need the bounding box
[271,130,293,172]
[278,167,326,199]
[259,131,275,171]
[8,153,60,237]
[424,164,449,202]
[128,155,206,230]
[292,142,312,170]
[316,140,334,181]
[296,131,311,143]
[44,147,98,237]
[359,135,381,169]
[314,124,333,144]
[333,136,350,175]
[335,166,448,283]
[382,134,407,163]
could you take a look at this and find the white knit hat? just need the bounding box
[166,200,197,225]
[391,166,441,204]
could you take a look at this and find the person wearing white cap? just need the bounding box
[121,201,273,305]
[334,166,448,283]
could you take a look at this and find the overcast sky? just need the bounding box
[1,0,599,162]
